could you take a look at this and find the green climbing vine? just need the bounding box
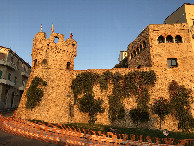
[99,71,113,92]
[71,72,99,104]
[77,94,105,125]
[26,76,47,110]
[168,80,194,133]
[71,70,156,124]
[108,72,125,122]
[71,72,103,125]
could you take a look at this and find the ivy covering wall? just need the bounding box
[71,70,157,124]
[26,76,47,110]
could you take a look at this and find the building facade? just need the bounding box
[164,3,194,52]
[0,46,31,109]
[118,50,127,63]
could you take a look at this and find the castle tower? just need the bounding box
[31,31,77,70]
[15,29,78,123]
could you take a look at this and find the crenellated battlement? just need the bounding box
[31,31,77,70]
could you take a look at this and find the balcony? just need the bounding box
[21,71,29,78]
[0,79,15,87]
[0,59,17,70]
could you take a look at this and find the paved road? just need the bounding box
[0,110,61,146]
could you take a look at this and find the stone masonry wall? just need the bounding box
[127,26,152,68]
[15,65,194,132]
[15,27,194,132]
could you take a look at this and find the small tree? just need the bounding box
[151,97,171,129]
[129,108,150,128]
[77,94,105,125]
[168,80,194,132]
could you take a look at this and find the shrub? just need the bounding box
[129,108,150,128]
[77,94,105,125]
[151,97,171,129]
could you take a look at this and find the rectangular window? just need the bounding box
[8,73,11,81]
[0,70,2,79]
[14,77,17,85]
[22,80,24,86]
[167,58,178,68]
[11,57,13,63]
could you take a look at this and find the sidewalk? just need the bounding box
[0,110,60,146]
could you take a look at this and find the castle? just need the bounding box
[15,3,194,131]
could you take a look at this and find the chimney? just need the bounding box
[15,51,16,53]
[28,62,29,64]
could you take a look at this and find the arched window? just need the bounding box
[157,36,165,43]
[67,62,70,69]
[175,35,182,43]
[131,53,133,59]
[136,47,140,54]
[140,44,143,52]
[54,37,59,43]
[133,50,136,57]
[143,41,147,48]
[166,35,173,43]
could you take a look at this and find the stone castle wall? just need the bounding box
[15,65,194,132]
[15,25,194,132]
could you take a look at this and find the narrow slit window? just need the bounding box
[67,62,70,69]
[34,59,37,67]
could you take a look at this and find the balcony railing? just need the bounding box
[21,71,29,78]
[0,79,15,87]
[0,59,17,70]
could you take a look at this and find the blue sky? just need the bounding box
[0,0,191,70]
